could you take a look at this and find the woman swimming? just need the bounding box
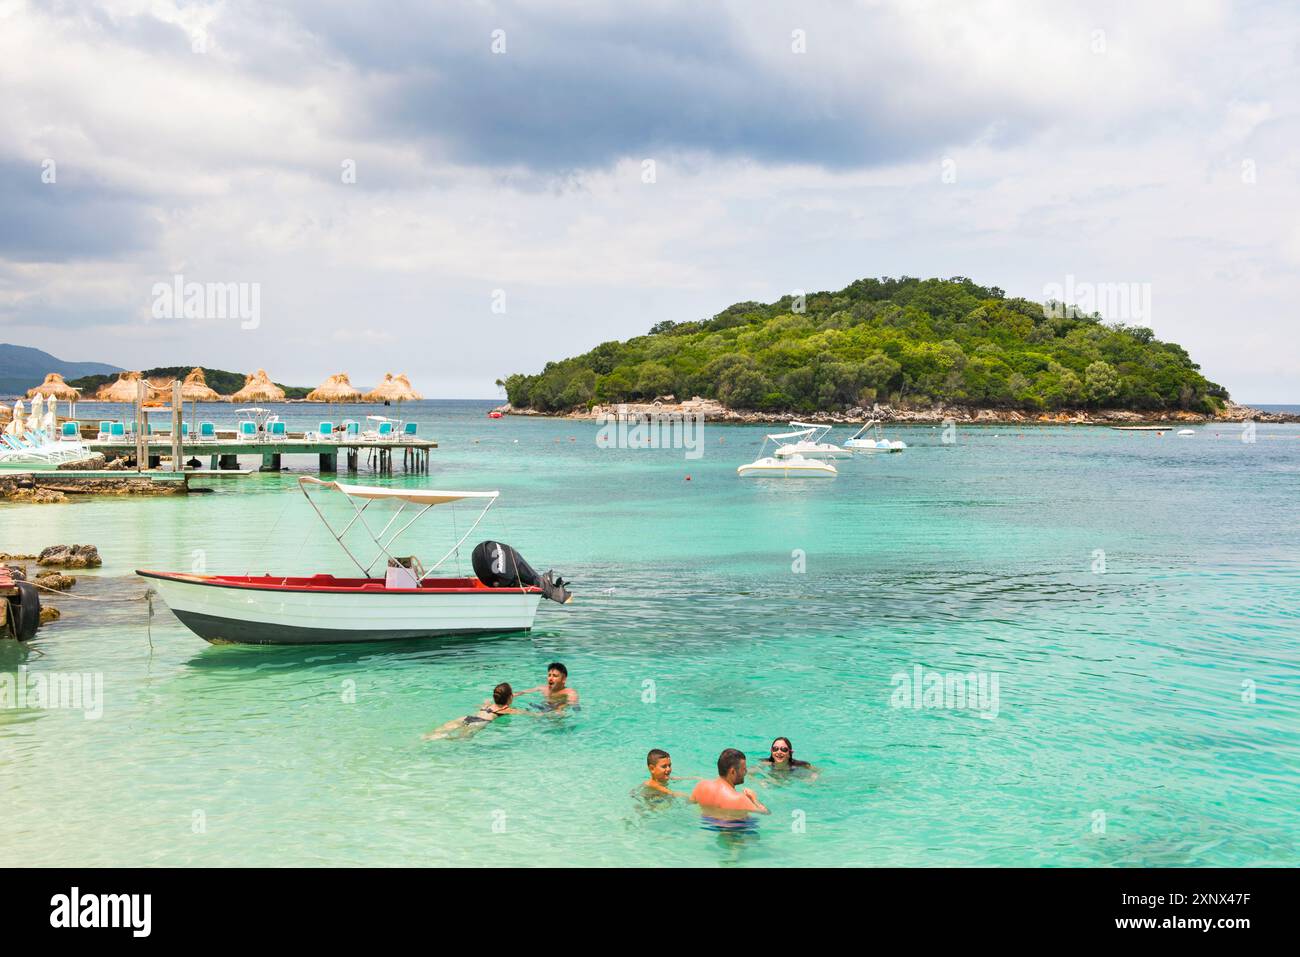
[757,737,819,779]
[423,682,530,739]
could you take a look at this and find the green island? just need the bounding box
[500,277,1229,417]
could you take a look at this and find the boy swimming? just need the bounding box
[642,748,687,798]
[424,682,529,739]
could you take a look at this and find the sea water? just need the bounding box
[1,401,1296,866]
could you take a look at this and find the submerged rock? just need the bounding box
[34,571,76,590]
[37,544,102,569]
[38,605,60,624]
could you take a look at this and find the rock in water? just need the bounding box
[34,571,76,590]
[39,605,61,624]
[36,544,102,568]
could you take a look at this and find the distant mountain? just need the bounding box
[0,343,123,396]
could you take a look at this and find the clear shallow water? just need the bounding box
[1,401,1297,866]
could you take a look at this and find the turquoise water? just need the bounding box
[2,401,1297,866]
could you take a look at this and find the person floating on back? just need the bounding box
[424,682,530,739]
[516,661,579,711]
[690,748,770,822]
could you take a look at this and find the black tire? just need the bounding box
[14,581,40,641]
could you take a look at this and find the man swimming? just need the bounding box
[515,662,579,710]
[642,748,688,798]
[423,682,529,739]
[690,748,770,821]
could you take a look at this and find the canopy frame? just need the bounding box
[298,477,499,580]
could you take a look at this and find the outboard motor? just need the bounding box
[472,541,572,605]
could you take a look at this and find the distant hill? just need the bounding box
[66,366,312,399]
[0,343,123,395]
[502,276,1229,415]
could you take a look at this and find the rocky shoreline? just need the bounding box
[494,398,1298,426]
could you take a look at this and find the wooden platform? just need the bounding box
[83,436,436,474]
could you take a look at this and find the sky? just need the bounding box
[1,0,1296,400]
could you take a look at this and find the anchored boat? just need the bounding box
[773,422,852,460]
[738,430,838,477]
[843,420,906,453]
[139,477,571,645]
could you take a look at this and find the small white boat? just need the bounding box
[738,453,837,477]
[1177,429,1196,436]
[843,420,906,453]
[739,431,838,477]
[772,422,852,459]
[139,478,571,645]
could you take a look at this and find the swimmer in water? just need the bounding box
[515,662,579,711]
[757,736,819,780]
[423,682,530,739]
[642,748,690,798]
[690,748,770,821]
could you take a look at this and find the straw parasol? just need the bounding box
[394,373,424,401]
[97,371,148,403]
[27,372,81,401]
[364,372,422,405]
[180,368,222,429]
[307,372,362,403]
[230,369,286,404]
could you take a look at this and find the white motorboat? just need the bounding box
[737,453,838,477]
[843,420,907,453]
[139,477,572,645]
[772,422,852,459]
[738,431,838,477]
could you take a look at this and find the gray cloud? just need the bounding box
[0,160,155,262]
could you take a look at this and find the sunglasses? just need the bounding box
[772,745,790,753]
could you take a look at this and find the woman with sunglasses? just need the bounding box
[758,736,818,779]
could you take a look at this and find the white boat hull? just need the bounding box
[139,572,544,645]
[737,456,837,478]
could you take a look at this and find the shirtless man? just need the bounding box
[423,682,529,739]
[515,662,579,710]
[690,749,770,820]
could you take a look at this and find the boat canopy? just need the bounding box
[767,427,817,442]
[300,476,498,506]
[298,476,501,579]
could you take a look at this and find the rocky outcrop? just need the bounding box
[0,475,183,502]
[516,396,1298,426]
[37,544,102,568]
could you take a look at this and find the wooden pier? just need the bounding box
[83,436,437,474]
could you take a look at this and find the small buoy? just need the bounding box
[685,475,692,481]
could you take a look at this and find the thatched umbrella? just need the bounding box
[230,369,286,404]
[180,367,222,430]
[394,373,424,401]
[98,371,148,403]
[364,372,422,406]
[307,372,362,403]
[27,372,82,417]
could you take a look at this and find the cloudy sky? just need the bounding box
[1,0,1296,399]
